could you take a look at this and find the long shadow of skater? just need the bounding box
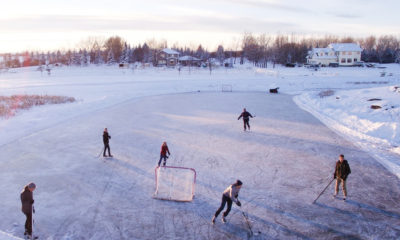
[107,156,153,180]
[238,197,363,240]
[314,202,361,219]
[193,197,253,239]
[345,200,400,220]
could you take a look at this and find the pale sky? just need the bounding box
[0,0,399,53]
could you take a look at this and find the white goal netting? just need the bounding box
[153,166,196,202]
[221,84,233,92]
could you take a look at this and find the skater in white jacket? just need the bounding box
[212,180,242,223]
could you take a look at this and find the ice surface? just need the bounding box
[1,65,400,239]
[0,230,23,240]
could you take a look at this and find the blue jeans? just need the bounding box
[158,154,168,166]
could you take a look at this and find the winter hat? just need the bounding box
[236,180,243,186]
[27,182,36,189]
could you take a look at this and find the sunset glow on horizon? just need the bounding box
[0,0,399,53]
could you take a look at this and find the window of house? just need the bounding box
[347,58,352,63]
[341,58,346,63]
[354,58,357,62]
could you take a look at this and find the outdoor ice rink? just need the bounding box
[1,90,399,239]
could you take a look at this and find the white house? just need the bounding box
[307,43,362,66]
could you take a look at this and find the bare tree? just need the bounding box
[104,36,124,63]
[257,34,271,68]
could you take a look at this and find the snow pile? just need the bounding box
[294,86,400,178]
[0,231,23,240]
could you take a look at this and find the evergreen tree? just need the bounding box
[94,49,104,65]
[107,49,116,65]
[81,49,89,66]
[71,50,81,65]
[120,43,130,63]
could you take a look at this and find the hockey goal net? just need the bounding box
[221,84,233,92]
[153,166,196,202]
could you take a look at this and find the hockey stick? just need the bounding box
[240,209,253,237]
[312,178,335,204]
[29,205,38,239]
[96,148,103,158]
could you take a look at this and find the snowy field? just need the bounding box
[0,65,400,239]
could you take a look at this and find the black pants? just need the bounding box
[158,154,167,166]
[103,143,111,156]
[243,119,250,130]
[24,211,32,235]
[214,194,232,217]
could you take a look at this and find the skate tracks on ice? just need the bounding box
[0,92,399,239]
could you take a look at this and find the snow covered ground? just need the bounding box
[0,65,400,239]
[295,86,400,179]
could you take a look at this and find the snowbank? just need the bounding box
[0,231,23,240]
[294,86,400,178]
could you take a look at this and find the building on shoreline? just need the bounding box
[307,43,362,66]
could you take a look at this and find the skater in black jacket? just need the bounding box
[20,182,36,238]
[238,108,253,131]
[212,180,243,224]
[333,154,351,200]
[103,128,112,157]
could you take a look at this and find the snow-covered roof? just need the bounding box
[313,48,334,53]
[328,43,362,52]
[162,48,180,55]
[179,56,200,61]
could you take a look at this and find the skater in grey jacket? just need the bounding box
[212,180,243,223]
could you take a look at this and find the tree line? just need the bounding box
[1,34,399,68]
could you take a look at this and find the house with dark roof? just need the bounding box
[156,48,180,67]
[178,56,201,66]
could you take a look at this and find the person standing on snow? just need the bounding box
[103,128,113,157]
[238,108,253,131]
[20,182,36,237]
[212,180,243,224]
[333,154,351,200]
[158,142,170,167]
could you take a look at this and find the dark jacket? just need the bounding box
[334,160,351,180]
[238,111,253,121]
[103,131,111,144]
[160,145,170,156]
[20,186,33,214]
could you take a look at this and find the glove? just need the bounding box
[33,207,35,214]
[31,200,34,204]
[236,201,241,207]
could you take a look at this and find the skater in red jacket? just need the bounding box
[158,142,170,167]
